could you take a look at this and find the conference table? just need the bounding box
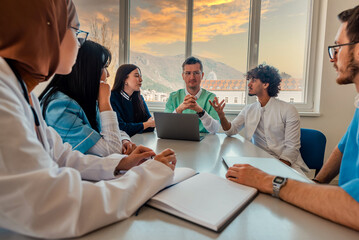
[1,132,358,239]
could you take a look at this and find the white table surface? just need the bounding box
[1,132,358,239]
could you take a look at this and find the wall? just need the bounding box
[300,0,357,163]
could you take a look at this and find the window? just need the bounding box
[74,0,318,113]
[73,0,119,86]
[130,0,186,102]
[192,1,250,105]
[258,0,311,104]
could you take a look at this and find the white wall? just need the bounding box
[300,0,357,163]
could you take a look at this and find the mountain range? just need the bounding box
[130,52,245,93]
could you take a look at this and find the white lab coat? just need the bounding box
[0,57,174,239]
[225,97,309,174]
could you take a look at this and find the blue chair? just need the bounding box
[300,128,326,176]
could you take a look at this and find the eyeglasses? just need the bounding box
[71,27,89,46]
[328,41,359,59]
[183,71,202,77]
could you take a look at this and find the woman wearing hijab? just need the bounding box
[0,0,176,238]
[39,40,135,156]
[111,64,155,136]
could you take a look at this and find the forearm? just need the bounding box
[88,111,123,156]
[315,146,342,183]
[220,115,231,131]
[143,121,151,130]
[98,101,112,112]
[280,180,359,231]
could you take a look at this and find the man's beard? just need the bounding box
[336,48,359,85]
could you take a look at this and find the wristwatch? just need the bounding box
[272,176,287,198]
[196,109,205,118]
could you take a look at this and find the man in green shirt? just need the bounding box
[165,56,220,133]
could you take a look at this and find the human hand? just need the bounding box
[122,140,137,155]
[116,145,155,171]
[209,97,225,118]
[177,95,197,113]
[154,148,177,171]
[98,80,112,112]
[144,117,155,129]
[226,164,274,194]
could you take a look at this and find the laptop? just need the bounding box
[154,112,205,141]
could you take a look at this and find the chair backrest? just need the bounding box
[300,128,326,175]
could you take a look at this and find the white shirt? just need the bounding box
[173,88,220,134]
[225,97,309,174]
[88,110,131,156]
[0,57,173,238]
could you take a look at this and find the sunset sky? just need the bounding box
[73,0,309,78]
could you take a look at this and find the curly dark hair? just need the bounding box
[246,64,281,97]
[338,5,359,43]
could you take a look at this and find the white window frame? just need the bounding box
[119,0,322,115]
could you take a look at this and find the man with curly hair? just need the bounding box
[221,5,359,231]
[210,64,309,175]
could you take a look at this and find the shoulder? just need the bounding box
[201,88,216,97]
[47,92,80,110]
[271,98,297,111]
[245,102,259,111]
[168,89,184,99]
[110,90,122,101]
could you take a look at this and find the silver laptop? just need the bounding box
[154,112,205,141]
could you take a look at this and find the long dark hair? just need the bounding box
[112,64,147,122]
[39,40,111,132]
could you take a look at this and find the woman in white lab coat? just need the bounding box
[0,0,176,238]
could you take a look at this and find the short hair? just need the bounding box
[182,56,203,72]
[338,5,359,42]
[246,64,281,97]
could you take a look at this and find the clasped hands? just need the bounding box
[176,95,203,113]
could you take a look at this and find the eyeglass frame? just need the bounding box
[183,71,202,77]
[70,27,89,46]
[328,41,359,59]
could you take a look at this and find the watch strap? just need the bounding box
[272,176,287,198]
[196,110,205,118]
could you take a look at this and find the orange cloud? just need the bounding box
[96,12,109,22]
[131,0,251,54]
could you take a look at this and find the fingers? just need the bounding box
[154,148,177,171]
[123,142,136,155]
[136,151,156,161]
[134,145,155,154]
[122,145,129,155]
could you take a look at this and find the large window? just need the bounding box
[192,1,250,105]
[74,0,317,112]
[129,0,313,110]
[258,0,311,104]
[130,0,186,102]
[73,0,119,86]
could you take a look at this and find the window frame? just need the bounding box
[120,0,321,115]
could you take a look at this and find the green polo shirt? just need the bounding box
[164,88,219,133]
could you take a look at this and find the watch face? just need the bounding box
[274,176,285,184]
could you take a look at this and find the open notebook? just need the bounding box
[147,168,257,232]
